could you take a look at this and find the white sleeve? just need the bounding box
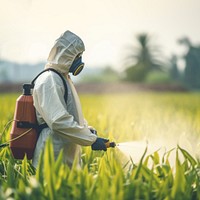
[33,72,97,146]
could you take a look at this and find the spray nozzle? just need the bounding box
[105,141,116,148]
[23,84,34,95]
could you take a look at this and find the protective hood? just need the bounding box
[45,30,85,74]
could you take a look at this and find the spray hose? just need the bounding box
[0,128,32,148]
[0,120,32,149]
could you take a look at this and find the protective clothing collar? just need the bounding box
[45,30,85,75]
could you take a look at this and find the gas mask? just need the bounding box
[69,54,84,76]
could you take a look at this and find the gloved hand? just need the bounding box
[91,137,109,151]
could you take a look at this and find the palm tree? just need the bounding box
[178,37,200,88]
[124,33,163,82]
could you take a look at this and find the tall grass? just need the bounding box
[0,92,200,199]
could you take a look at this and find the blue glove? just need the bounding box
[91,137,109,151]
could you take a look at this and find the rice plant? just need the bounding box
[0,92,200,199]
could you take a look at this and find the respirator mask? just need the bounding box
[69,53,84,76]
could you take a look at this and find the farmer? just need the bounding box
[32,30,109,168]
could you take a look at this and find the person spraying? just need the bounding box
[31,30,113,168]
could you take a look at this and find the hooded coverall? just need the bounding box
[32,31,97,168]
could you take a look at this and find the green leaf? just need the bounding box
[178,145,197,167]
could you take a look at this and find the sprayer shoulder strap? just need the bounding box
[31,68,68,103]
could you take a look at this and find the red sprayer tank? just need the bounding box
[10,84,38,160]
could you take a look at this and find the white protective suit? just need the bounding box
[32,30,97,168]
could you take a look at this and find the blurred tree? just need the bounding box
[0,68,9,83]
[80,66,120,83]
[124,33,164,82]
[179,37,200,89]
[169,55,180,81]
[102,66,120,82]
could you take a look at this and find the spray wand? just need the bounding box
[105,141,117,148]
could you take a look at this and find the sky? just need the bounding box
[0,0,200,71]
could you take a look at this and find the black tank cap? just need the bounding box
[23,84,33,95]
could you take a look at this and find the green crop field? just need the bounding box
[0,92,200,199]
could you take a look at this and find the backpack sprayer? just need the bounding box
[0,68,117,160]
[0,69,67,159]
[9,84,38,159]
